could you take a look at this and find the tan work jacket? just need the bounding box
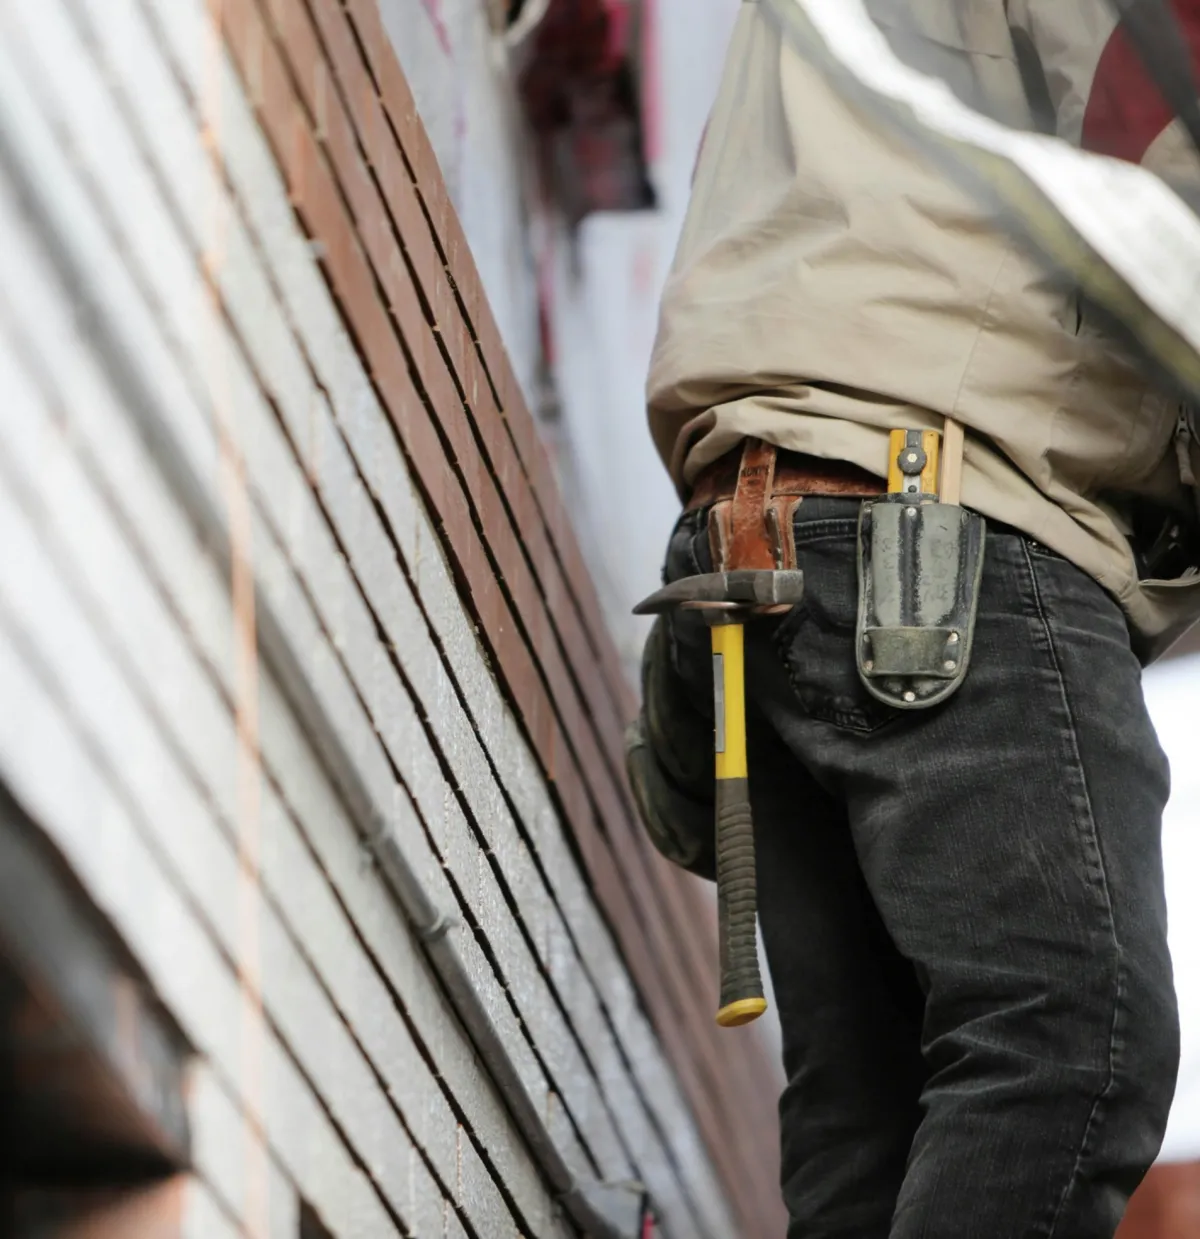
[648,0,1200,661]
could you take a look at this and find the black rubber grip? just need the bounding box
[715,777,764,1015]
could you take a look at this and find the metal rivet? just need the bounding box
[906,452,919,463]
[943,660,956,671]
[947,631,960,644]
[863,659,874,672]
[903,690,916,703]
[905,507,917,518]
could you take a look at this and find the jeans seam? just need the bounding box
[1021,539,1125,1239]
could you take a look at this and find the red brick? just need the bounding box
[337,0,628,690]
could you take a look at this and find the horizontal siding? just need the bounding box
[0,0,774,1236]
[205,0,785,1228]
[0,195,531,1236]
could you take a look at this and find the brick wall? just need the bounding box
[0,0,784,1236]
[373,0,544,412]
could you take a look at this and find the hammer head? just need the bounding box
[633,570,805,616]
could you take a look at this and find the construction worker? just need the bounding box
[627,2,1200,1236]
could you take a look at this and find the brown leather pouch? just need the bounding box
[707,439,801,576]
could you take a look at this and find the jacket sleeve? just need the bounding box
[1005,0,1200,193]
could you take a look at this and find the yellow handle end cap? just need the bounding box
[716,997,768,1028]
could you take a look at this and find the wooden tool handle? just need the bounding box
[941,417,965,506]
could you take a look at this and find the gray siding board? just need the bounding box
[46,0,690,1217]
[0,398,454,1230]
[0,0,743,1233]
[0,286,552,1236]
[0,621,399,1239]
[0,168,547,1239]
[190,1065,302,1239]
[186,39,732,1231]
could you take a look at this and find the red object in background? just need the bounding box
[517,0,656,220]
[1082,0,1200,163]
[1117,1161,1200,1237]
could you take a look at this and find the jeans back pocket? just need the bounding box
[774,513,898,734]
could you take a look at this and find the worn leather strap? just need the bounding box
[687,446,885,512]
[695,440,883,572]
[727,438,778,572]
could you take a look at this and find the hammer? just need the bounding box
[634,569,805,1026]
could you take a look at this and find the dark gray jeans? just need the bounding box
[663,496,1178,1238]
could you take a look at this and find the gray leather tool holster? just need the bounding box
[856,496,986,709]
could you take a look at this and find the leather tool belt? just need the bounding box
[686,441,884,574]
[686,434,985,709]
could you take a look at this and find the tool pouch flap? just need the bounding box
[856,497,986,709]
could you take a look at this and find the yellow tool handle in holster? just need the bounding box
[887,418,965,502]
[710,619,767,1028]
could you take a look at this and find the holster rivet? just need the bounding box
[943,660,956,672]
[947,631,960,644]
[863,659,874,672]
[903,690,916,703]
